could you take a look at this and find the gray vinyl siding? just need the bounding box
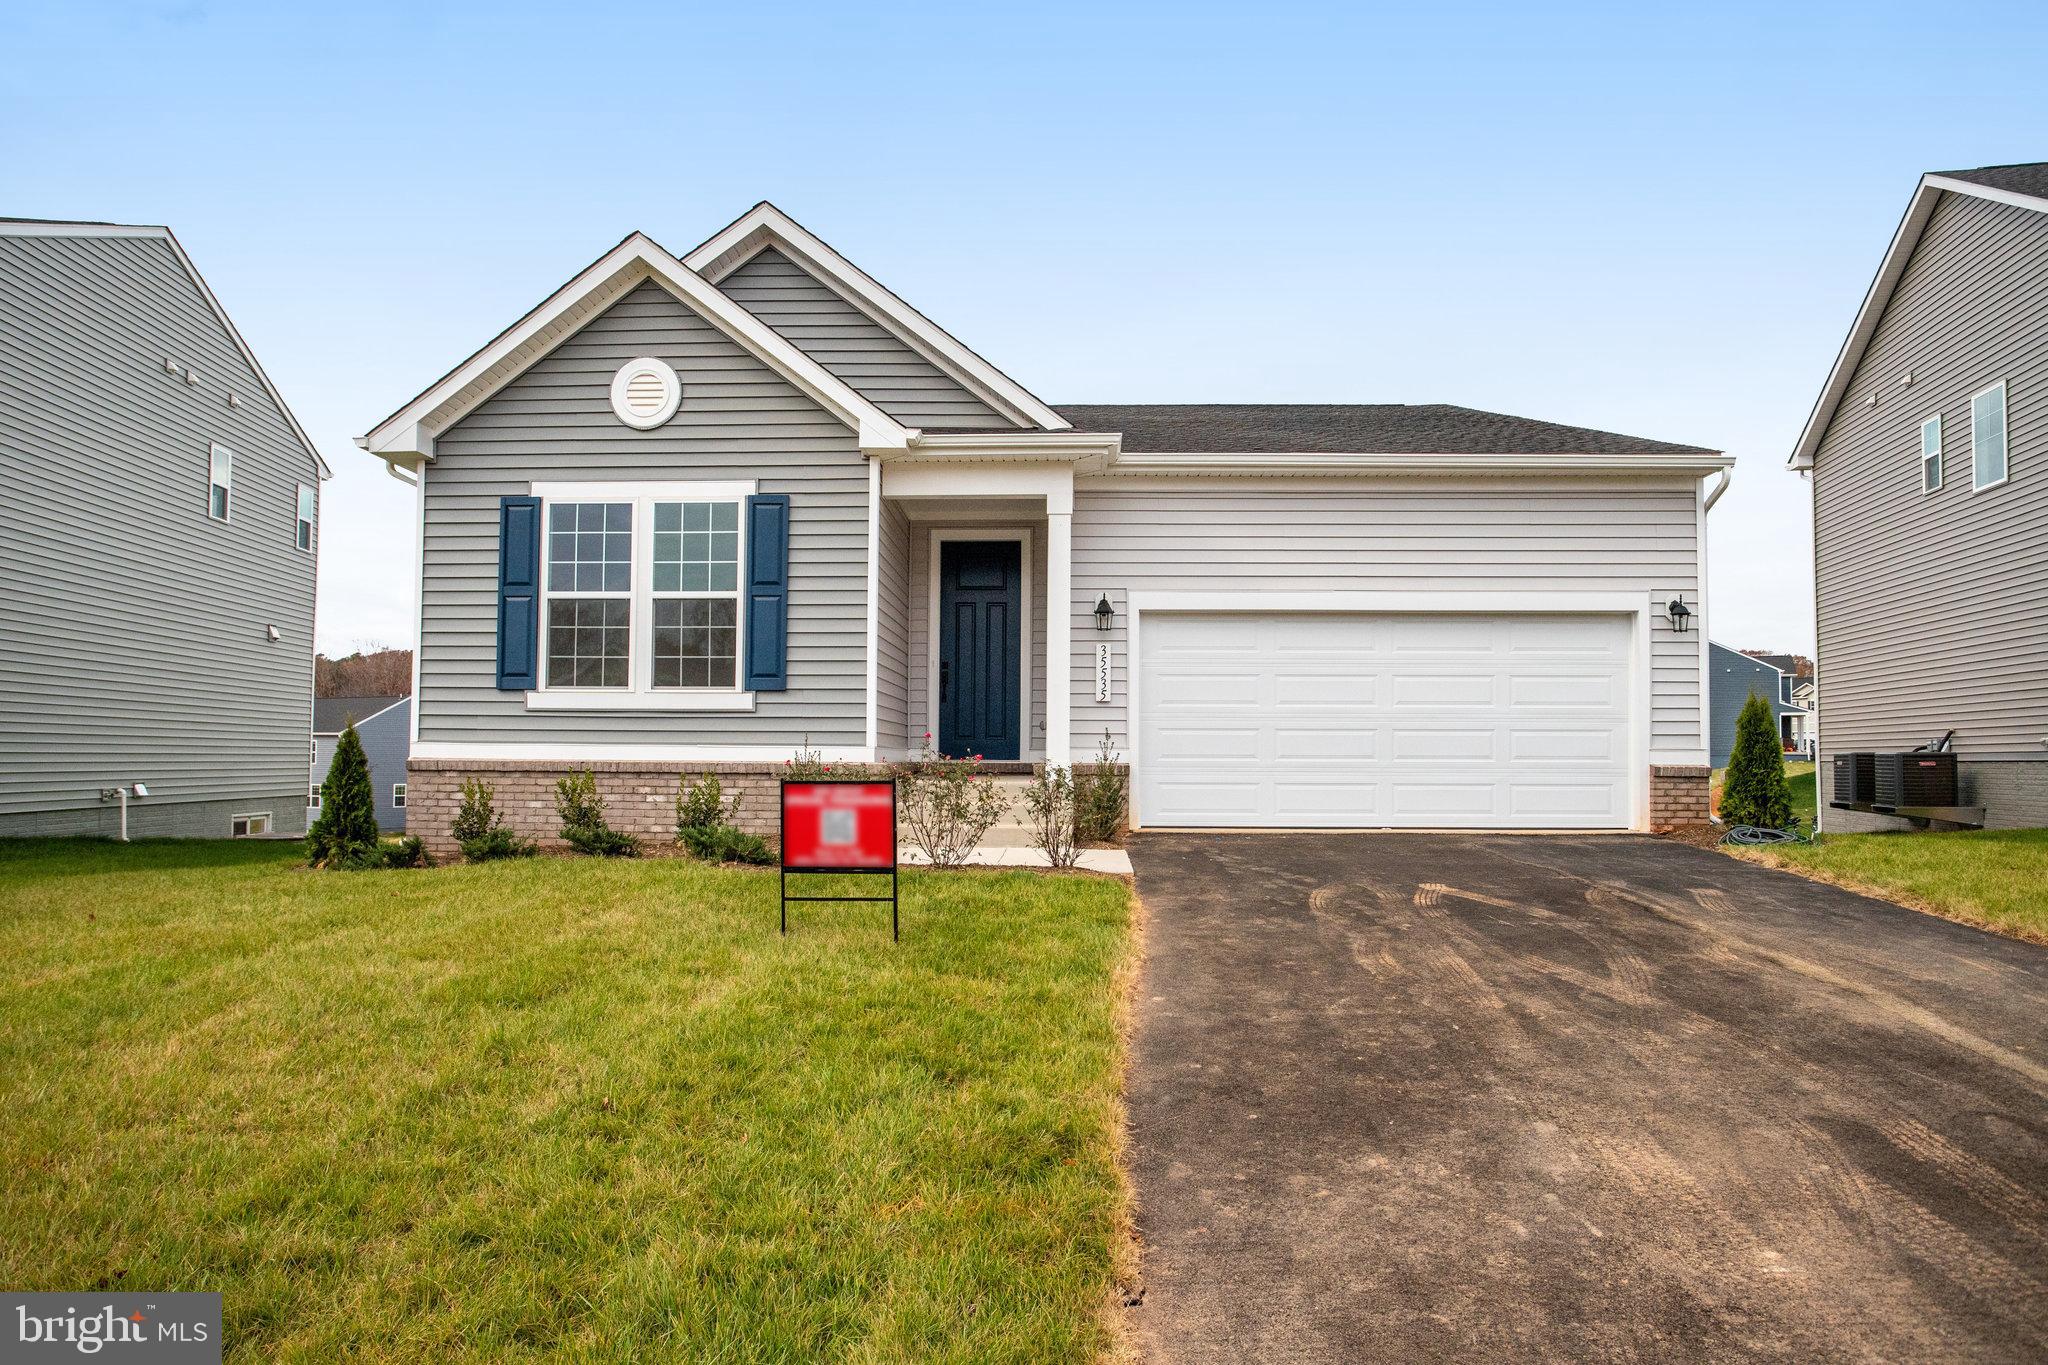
[1068,476,1704,760]
[0,231,320,834]
[313,698,411,831]
[718,248,1018,430]
[1707,643,1802,768]
[420,279,867,747]
[876,501,912,756]
[1810,189,2048,828]
[906,524,1049,759]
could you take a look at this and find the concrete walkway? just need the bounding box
[897,845,1132,873]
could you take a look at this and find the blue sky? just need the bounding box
[6,0,2045,654]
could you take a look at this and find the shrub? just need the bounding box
[681,824,775,865]
[380,835,429,868]
[1721,691,1794,830]
[900,734,1009,868]
[306,723,380,868]
[1024,765,1081,868]
[452,778,535,862]
[784,740,874,783]
[676,772,741,834]
[556,770,640,857]
[1073,730,1128,844]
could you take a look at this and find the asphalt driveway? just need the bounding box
[1124,834,2048,1363]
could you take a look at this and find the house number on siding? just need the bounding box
[1094,643,1112,703]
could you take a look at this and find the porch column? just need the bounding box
[1045,509,1072,767]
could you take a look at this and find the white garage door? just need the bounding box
[1137,613,1635,829]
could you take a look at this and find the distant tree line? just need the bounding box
[316,647,412,698]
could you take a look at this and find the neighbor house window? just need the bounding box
[231,812,271,837]
[308,786,322,811]
[535,484,751,699]
[296,484,316,550]
[208,443,233,521]
[1920,415,1942,493]
[391,783,407,809]
[1972,381,2008,489]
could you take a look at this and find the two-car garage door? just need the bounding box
[1136,613,1635,829]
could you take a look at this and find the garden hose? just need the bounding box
[1722,825,1817,846]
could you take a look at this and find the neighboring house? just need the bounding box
[1790,163,2048,830]
[310,696,412,832]
[1707,643,1810,767]
[1,219,328,839]
[358,203,1729,852]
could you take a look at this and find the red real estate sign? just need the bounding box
[780,781,896,871]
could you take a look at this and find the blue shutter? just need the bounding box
[496,495,542,690]
[744,494,790,691]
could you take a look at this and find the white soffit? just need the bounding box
[357,231,911,460]
[683,201,1070,433]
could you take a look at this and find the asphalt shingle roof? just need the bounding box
[1933,162,2048,201]
[314,696,405,735]
[1045,404,1716,456]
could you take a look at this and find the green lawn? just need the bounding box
[1733,827,2048,944]
[1710,759,1816,827]
[0,840,1135,1362]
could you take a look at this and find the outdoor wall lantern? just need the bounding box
[1094,594,1115,632]
[1665,598,1693,633]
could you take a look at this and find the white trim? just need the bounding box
[608,356,682,429]
[1102,450,1733,478]
[882,459,1075,513]
[409,456,426,745]
[526,689,756,712]
[896,431,1119,464]
[358,231,912,460]
[1045,509,1072,766]
[412,741,876,763]
[1696,474,1712,766]
[0,221,332,480]
[391,783,407,809]
[1121,591,1654,833]
[925,528,1034,759]
[864,457,881,752]
[530,480,756,704]
[1970,379,2010,492]
[682,202,1069,432]
[1790,173,2047,470]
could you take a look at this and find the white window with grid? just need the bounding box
[530,481,757,710]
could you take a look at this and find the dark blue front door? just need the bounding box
[938,540,1022,760]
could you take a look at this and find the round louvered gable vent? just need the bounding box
[609,356,681,429]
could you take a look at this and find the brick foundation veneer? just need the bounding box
[407,758,1137,859]
[1648,764,1712,832]
[407,759,793,860]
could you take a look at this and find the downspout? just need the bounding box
[1702,466,1731,512]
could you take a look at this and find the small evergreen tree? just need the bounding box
[1721,691,1794,829]
[306,723,379,867]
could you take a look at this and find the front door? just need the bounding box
[938,540,1022,760]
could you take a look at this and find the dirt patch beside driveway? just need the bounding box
[1124,833,2048,1363]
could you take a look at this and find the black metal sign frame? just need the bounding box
[779,778,899,942]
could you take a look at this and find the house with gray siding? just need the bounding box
[358,203,1729,853]
[311,696,411,832]
[1790,163,2048,830]
[1,219,328,839]
[1707,643,1809,768]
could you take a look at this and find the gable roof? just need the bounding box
[683,202,1067,431]
[1788,162,2048,469]
[314,695,407,735]
[0,218,331,478]
[1053,404,1717,456]
[357,231,911,461]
